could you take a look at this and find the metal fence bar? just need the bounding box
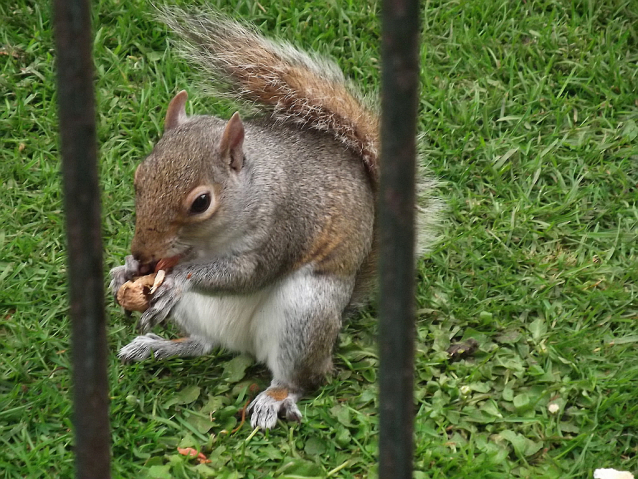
[378,0,421,477]
[53,0,111,477]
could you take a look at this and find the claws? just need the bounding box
[136,275,178,332]
[247,389,302,430]
[118,333,165,363]
[109,255,141,300]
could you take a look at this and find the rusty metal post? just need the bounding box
[378,0,420,477]
[53,0,111,477]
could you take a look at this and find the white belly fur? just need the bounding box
[171,272,301,378]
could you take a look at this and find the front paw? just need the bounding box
[137,275,180,332]
[109,255,140,299]
[118,333,164,362]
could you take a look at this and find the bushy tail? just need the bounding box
[158,6,442,308]
[157,6,380,184]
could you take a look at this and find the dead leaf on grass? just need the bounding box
[177,447,211,464]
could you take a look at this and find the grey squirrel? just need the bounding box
[109,6,439,429]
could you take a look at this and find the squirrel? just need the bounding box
[109,6,440,430]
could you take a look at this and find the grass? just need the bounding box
[1,0,637,477]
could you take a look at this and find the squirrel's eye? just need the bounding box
[190,193,211,214]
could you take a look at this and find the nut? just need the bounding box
[116,273,156,312]
[116,254,180,312]
[150,269,166,294]
[155,255,180,272]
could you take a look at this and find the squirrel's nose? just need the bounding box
[131,234,155,270]
[137,261,157,275]
[131,250,157,274]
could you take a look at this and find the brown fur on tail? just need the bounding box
[155,7,442,310]
[157,6,380,183]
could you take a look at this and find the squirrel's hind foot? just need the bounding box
[247,386,302,430]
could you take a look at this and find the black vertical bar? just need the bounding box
[378,0,420,478]
[53,0,111,478]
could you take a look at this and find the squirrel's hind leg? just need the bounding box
[248,270,353,429]
[118,333,213,363]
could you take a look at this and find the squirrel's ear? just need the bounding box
[219,112,245,171]
[164,90,188,131]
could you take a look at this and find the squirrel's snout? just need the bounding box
[131,247,158,274]
[131,233,158,272]
[137,260,158,275]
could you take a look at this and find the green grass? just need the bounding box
[1,0,637,477]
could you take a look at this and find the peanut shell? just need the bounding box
[116,273,156,312]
